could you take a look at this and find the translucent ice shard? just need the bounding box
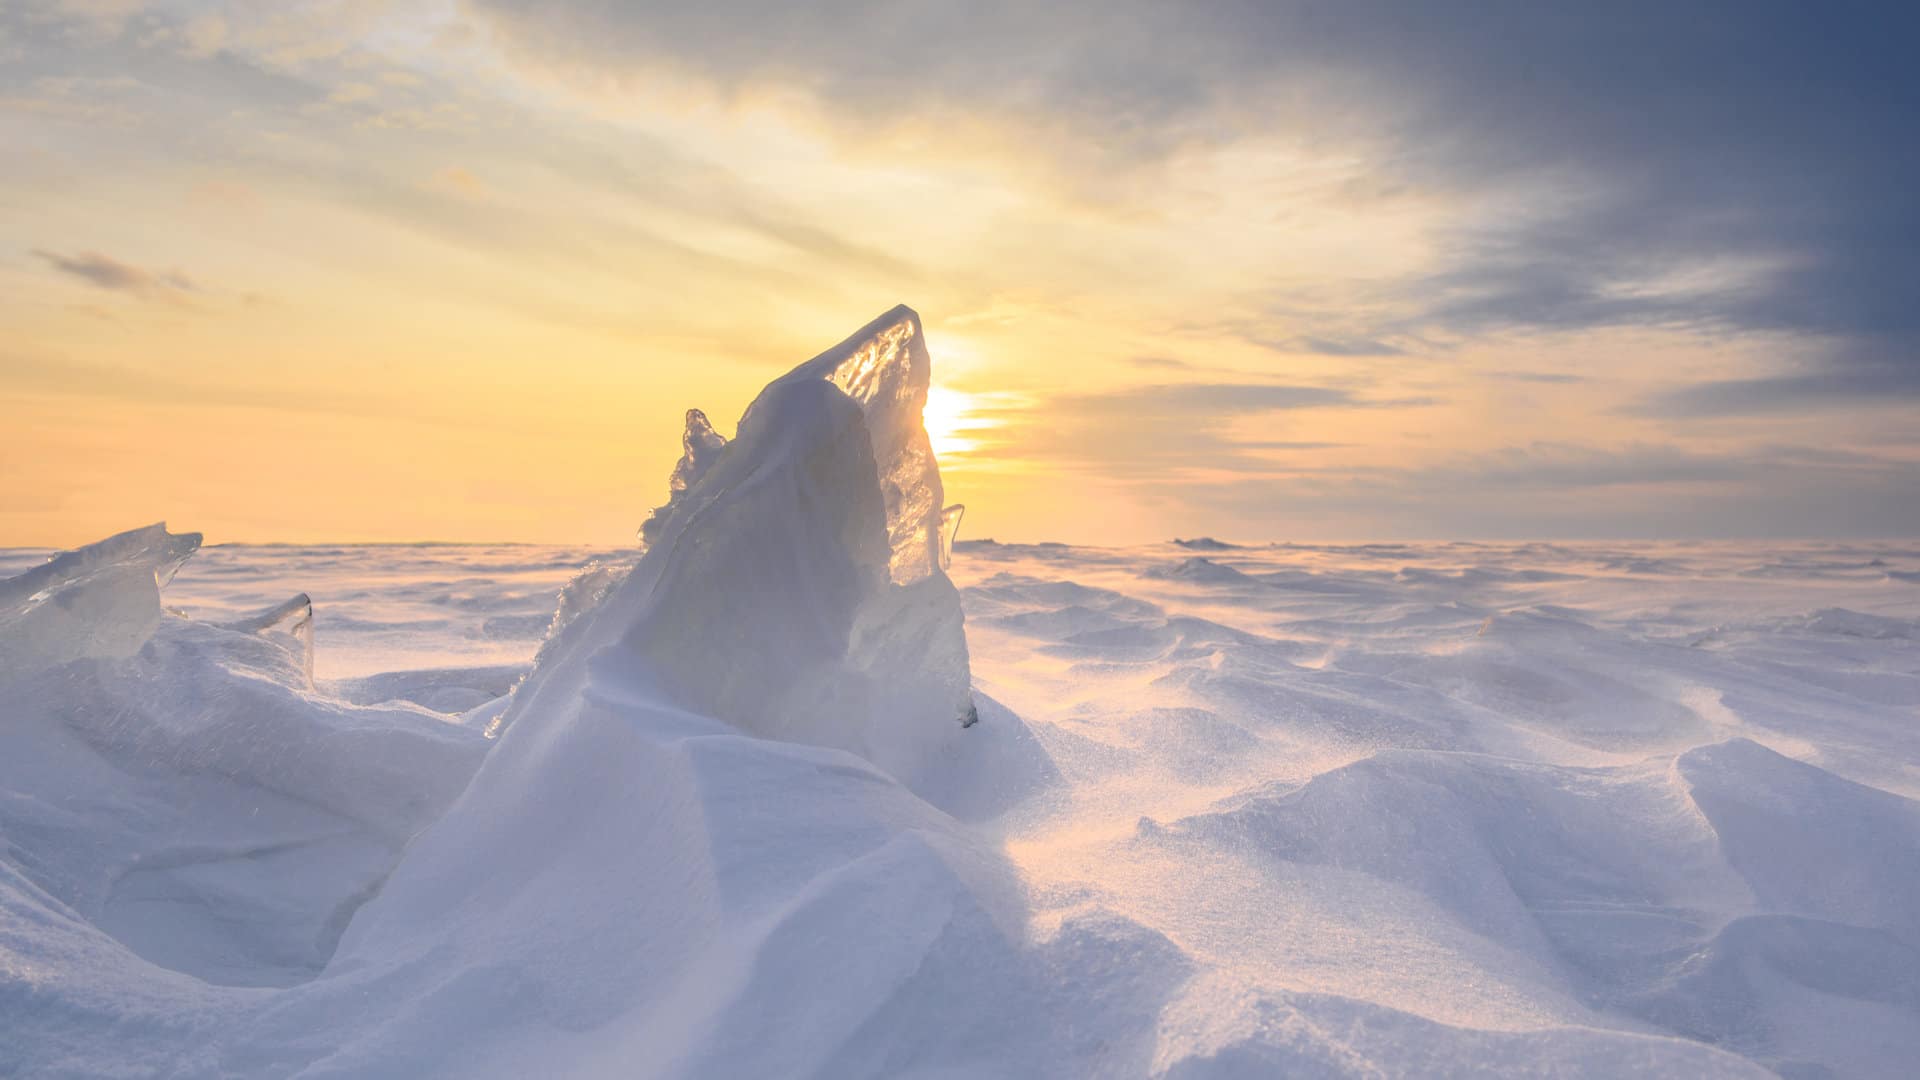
[0,522,201,673]
[219,592,313,635]
[638,407,729,548]
[671,408,729,493]
[767,304,975,731]
[219,593,315,687]
[546,562,629,643]
[494,305,978,771]
[776,305,947,586]
[940,503,965,570]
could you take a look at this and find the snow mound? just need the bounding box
[1153,982,1773,1079]
[1154,739,1920,1077]
[0,525,487,996]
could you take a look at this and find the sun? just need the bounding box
[922,385,978,459]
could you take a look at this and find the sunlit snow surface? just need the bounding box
[4,536,1918,1077]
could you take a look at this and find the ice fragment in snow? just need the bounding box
[0,522,201,673]
[940,503,965,570]
[219,592,313,635]
[639,407,728,547]
[218,592,315,687]
[0,527,487,991]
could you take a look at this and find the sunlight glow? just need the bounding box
[923,385,983,459]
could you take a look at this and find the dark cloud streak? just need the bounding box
[31,249,198,300]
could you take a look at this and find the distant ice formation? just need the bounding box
[1170,536,1242,551]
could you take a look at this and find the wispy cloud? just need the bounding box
[1289,336,1406,358]
[1487,371,1586,385]
[1168,440,1920,539]
[31,249,200,303]
[1632,359,1920,417]
[977,381,1431,476]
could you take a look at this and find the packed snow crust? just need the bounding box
[5,309,1920,1078]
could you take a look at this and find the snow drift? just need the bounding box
[0,522,486,1022]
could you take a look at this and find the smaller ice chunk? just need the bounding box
[940,503,965,570]
[0,522,201,673]
[638,407,729,548]
[547,562,630,642]
[219,593,315,686]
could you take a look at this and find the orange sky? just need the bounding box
[5,1,1917,546]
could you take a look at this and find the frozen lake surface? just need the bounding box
[5,535,1917,1077]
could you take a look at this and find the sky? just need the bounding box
[4,0,1918,546]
